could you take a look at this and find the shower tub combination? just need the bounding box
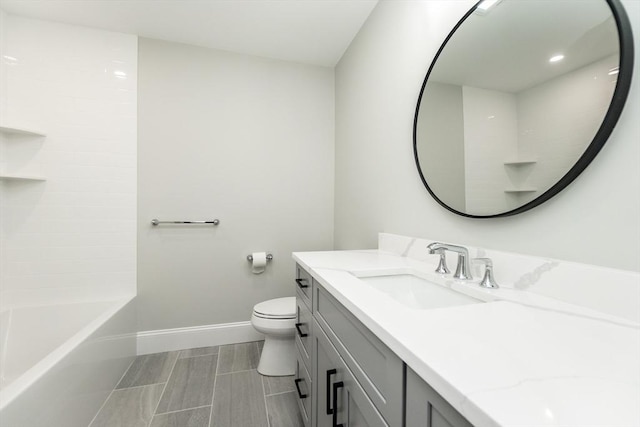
[0,297,136,427]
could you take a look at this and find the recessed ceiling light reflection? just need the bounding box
[3,55,18,64]
[545,407,555,421]
[114,70,127,79]
[608,67,619,75]
[549,54,565,63]
[475,0,502,15]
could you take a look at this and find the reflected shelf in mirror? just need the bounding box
[504,188,537,193]
[0,125,46,137]
[0,174,46,182]
[503,159,537,166]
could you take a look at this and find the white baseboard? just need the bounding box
[137,321,264,355]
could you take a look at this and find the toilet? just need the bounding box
[251,296,297,376]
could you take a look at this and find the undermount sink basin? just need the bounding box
[354,272,482,310]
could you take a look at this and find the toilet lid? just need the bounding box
[253,297,296,319]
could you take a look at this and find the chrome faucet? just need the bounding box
[427,242,473,280]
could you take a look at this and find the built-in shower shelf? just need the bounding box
[1,123,47,184]
[0,174,46,182]
[504,188,536,193]
[0,124,46,137]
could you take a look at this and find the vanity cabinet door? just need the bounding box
[405,367,473,427]
[314,319,388,427]
[296,292,313,372]
[295,353,313,427]
[296,264,313,307]
[314,283,403,425]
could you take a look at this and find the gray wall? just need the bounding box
[335,0,640,271]
[416,81,465,212]
[137,38,334,332]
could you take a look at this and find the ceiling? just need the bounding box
[0,0,379,67]
[430,0,618,93]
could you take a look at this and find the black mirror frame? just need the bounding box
[413,0,635,218]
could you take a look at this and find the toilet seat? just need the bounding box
[252,296,296,319]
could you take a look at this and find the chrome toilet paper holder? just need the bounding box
[247,254,273,262]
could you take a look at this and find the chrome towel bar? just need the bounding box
[151,219,220,226]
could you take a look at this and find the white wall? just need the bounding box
[335,0,640,272]
[137,38,334,332]
[0,15,138,308]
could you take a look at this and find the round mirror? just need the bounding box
[413,0,634,218]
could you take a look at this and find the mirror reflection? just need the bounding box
[415,0,621,217]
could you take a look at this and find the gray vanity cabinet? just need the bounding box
[405,367,473,427]
[294,263,474,427]
[295,265,315,427]
[314,319,388,427]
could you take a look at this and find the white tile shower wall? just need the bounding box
[462,86,518,215]
[0,10,5,307]
[0,9,7,121]
[0,15,137,308]
[379,233,640,323]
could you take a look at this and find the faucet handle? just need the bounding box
[473,258,499,289]
[432,248,450,275]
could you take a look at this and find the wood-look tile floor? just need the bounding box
[89,341,304,427]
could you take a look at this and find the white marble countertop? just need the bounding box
[293,248,640,427]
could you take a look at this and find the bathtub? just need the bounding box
[0,297,136,427]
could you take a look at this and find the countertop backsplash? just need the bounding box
[379,233,640,324]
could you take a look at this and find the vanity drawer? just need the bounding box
[295,352,312,427]
[313,284,403,426]
[296,290,312,371]
[295,264,313,308]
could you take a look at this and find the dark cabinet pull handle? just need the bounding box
[295,322,308,337]
[332,381,344,427]
[326,369,337,414]
[295,278,309,289]
[294,378,307,399]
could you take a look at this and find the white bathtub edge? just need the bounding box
[0,297,136,427]
[0,296,135,410]
[137,321,264,355]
